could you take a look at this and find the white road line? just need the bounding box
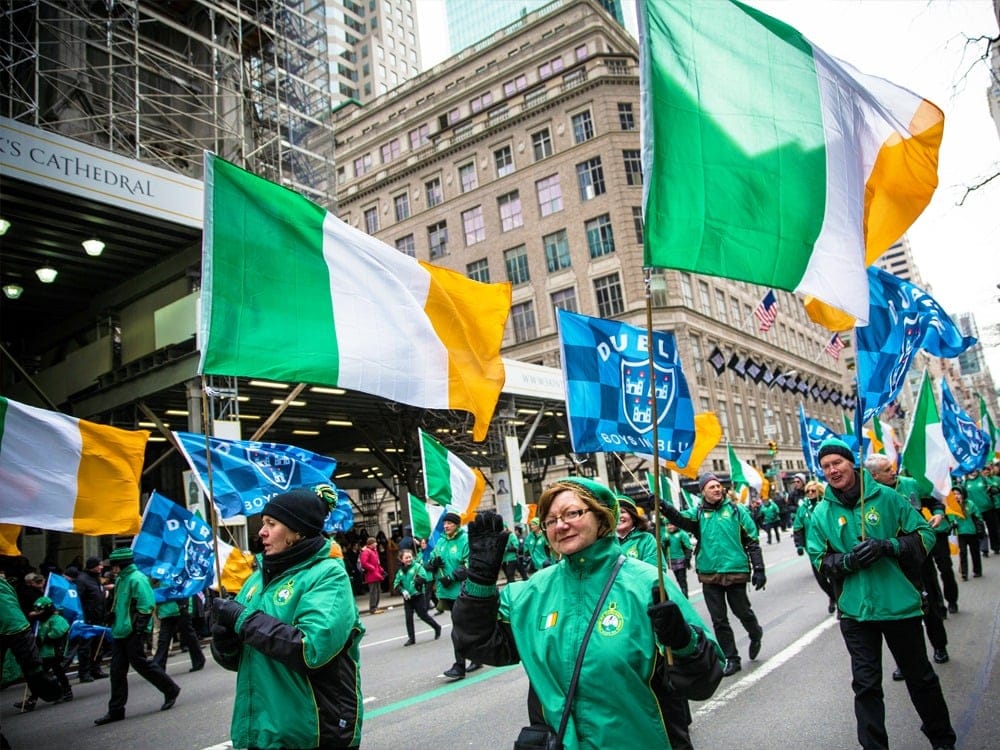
[694,615,839,716]
[361,623,451,649]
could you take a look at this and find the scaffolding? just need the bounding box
[1,0,335,204]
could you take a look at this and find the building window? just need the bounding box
[364,206,379,234]
[535,174,563,217]
[585,214,615,258]
[425,177,443,207]
[503,74,527,97]
[393,192,410,221]
[698,280,711,313]
[576,157,606,200]
[715,289,729,323]
[470,90,494,113]
[734,403,746,439]
[717,400,730,433]
[551,287,578,318]
[531,128,553,161]
[458,162,478,193]
[618,102,635,130]
[689,334,704,377]
[462,205,485,246]
[538,56,565,78]
[623,150,643,186]
[428,221,448,259]
[679,272,694,307]
[632,206,644,244]
[381,138,401,163]
[730,297,742,325]
[571,110,594,144]
[409,124,430,149]
[354,153,373,176]
[748,405,760,441]
[651,269,668,307]
[395,234,415,257]
[498,191,523,231]
[575,44,589,61]
[511,301,537,343]
[543,229,571,272]
[494,145,514,177]
[594,273,624,317]
[504,245,530,285]
[607,58,629,75]
[467,258,490,283]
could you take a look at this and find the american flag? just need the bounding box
[753,290,778,331]
[824,333,846,360]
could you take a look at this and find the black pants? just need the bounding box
[981,507,1000,554]
[764,522,781,543]
[32,655,70,699]
[671,566,688,597]
[153,610,205,670]
[930,533,958,606]
[957,533,982,577]
[701,582,762,662]
[71,630,107,679]
[503,560,527,583]
[403,593,440,641]
[839,617,955,750]
[107,634,179,715]
[918,557,947,650]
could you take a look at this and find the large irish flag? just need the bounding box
[638,0,943,325]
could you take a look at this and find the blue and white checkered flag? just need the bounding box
[44,573,83,623]
[856,267,976,423]
[557,309,695,463]
[798,404,839,476]
[940,378,990,474]
[133,491,215,603]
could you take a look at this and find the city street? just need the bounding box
[3,538,998,749]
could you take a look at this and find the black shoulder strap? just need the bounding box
[555,554,626,743]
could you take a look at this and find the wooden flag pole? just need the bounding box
[855,365,866,541]
[200,379,227,597]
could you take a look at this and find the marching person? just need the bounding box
[661,522,694,597]
[67,557,108,681]
[792,480,837,614]
[94,547,181,726]
[662,473,766,676]
[524,517,552,574]
[452,478,723,750]
[152,596,205,672]
[211,488,364,749]
[12,596,73,711]
[949,484,983,580]
[807,438,956,750]
[393,549,441,645]
[760,496,782,544]
[616,494,658,564]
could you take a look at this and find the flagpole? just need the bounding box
[854,346,867,541]
[200,379,227,597]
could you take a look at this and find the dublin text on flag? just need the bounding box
[174,431,336,518]
[753,291,778,332]
[940,379,989,474]
[133,491,216,603]
[199,154,511,441]
[856,267,976,422]
[419,429,485,523]
[0,396,147,535]
[557,309,696,464]
[638,0,943,325]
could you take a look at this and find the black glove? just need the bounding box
[796,546,805,556]
[25,667,61,703]
[212,597,246,631]
[132,613,151,634]
[466,510,509,586]
[439,575,453,588]
[751,568,767,591]
[425,556,443,573]
[647,589,692,650]
[211,622,241,654]
[414,577,425,592]
[452,566,469,583]
[852,538,892,569]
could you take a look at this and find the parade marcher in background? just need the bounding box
[211,488,364,749]
[452,478,723,750]
[393,549,441,646]
[1,577,61,746]
[949,484,983,581]
[93,547,180,725]
[152,596,205,672]
[398,525,416,554]
[964,469,998,557]
[501,525,525,583]
[524,517,552,574]
[616,495,658,565]
[12,596,73,711]
[760,496,782,544]
[67,557,108,681]
[792,480,837,614]
[359,537,386,615]
[663,473,766,676]
[425,511,480,680]
[661,523,694,597]
[808,438,956,750]
[785,474,807,530]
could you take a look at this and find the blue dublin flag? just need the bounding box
[798,404,840,476]
[940,379,990,474]
[44,573,83,623]
[856,267,976,423]
[133,491,216,603]
[557,309,695,463]
[174,432,337,517]
[324,488,356,533]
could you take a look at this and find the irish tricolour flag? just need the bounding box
[199,154,511,441]
[901,372,952,501]
[419,429,485,523]
[638,0,943,325]
[0,397,147,534]
[728,443,769,502]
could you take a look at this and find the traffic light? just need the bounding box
[767,440,777,455]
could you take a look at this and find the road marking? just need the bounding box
[694,615,839,717]
[361,623,451,649]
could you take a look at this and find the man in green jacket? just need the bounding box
[426,512,480,680]
[807,437,955,750]
[94,547,180,725]
[965,468,999,555]
[663,472,766,677]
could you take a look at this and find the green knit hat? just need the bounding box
[109,547,134,565]
[560,477,620,520]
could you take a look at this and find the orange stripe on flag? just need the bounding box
[74,420,146,535]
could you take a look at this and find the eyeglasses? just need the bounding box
[540,507,590,531]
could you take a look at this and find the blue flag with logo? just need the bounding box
[133,491,216,603]
[557,309,695,463]
[798,404,840,476]
[44,573,83,623]
[856,267,976,423]
[324,489,356,533]
[174,432,337,518]
[940,379,990,474]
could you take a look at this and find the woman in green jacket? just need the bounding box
[616,494,659,565]
[949,484,983,580]
[393,549,441,645]
[211,488,365,749]
[453,477,722,750]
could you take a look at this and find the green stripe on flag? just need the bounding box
[201,155,340,382]
[408,494,432,540]
[420,431,454,507]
